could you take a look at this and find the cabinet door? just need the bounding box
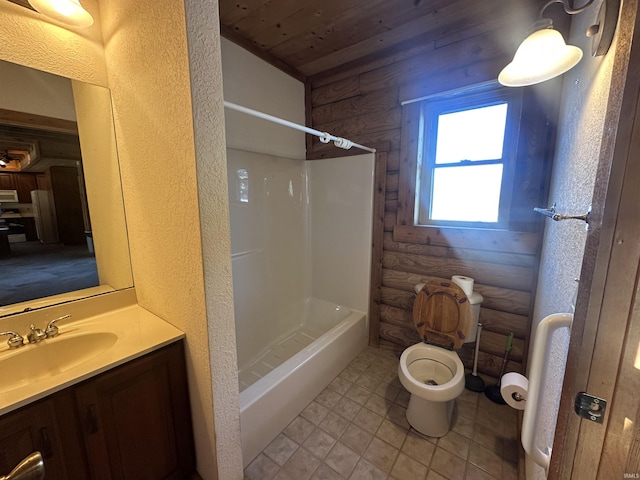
[0,398,69,480]
[0,173,14,190]
[75,342,195,480]
[13,174,37,203]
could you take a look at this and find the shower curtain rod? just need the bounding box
[223,101,377,154]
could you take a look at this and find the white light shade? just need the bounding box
[28,0,93,28]
[498,28,583,87]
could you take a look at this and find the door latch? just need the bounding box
[574,392,606,423]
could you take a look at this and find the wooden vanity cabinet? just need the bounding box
[75,341,195,480]
[0,340,195,480]
[0,396,76,480]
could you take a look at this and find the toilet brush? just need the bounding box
[484,332,514,404]
[465,323,485,392]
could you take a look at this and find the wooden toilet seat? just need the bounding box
[413,280,473,350]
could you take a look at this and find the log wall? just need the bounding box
[306,10,559,381]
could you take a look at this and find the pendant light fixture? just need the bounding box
[27,0,93,28]
[499,0,620,87]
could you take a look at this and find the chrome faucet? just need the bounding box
[0,314,71,348]
[44,314,71,338]
[27,324,46,344]
[0,331,24,349]
[25,314,71,343]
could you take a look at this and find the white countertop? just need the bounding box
[0,304,185,416]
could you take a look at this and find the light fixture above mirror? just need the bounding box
[29,0,93,27]
[7,0,93,28]
[499,0,620,87]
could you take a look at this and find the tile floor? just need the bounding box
[244,346,520,480]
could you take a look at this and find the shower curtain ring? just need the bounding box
[334,137,353,149]
[319,132,331,143]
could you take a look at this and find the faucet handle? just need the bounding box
[0,331,24,349]
[45,314,71,338]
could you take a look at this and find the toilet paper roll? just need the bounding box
[500,372,528,410]
[451,275,474,296]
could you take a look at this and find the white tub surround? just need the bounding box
[307,156,375,313]
[228,150,375,370]
[0,289,184,416]
[227,149,375,467]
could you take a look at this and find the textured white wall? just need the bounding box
[0,1,106,86]
[532,16,616,327]
[221,38,306,160]
[100,1,232,478]
[184,1,243,478]
[528,2,619,478]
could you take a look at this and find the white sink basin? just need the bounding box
[1,332,118,392]
[0,299,185,417]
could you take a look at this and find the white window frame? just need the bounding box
[414,86,523,229]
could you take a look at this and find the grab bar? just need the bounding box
[521,312,573,471]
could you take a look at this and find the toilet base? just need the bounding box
[406,394,455,437]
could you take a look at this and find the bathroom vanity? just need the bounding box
[0,294,196,479]
[0,341,195,479]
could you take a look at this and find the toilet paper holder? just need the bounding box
[512,391,525,402]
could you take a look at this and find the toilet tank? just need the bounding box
[465,291,483,344]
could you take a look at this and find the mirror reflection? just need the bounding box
[0,60,133,317]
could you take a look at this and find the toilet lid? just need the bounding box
[413,280,473,350]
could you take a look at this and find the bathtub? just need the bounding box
[239,298,368,466]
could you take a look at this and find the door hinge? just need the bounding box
[574,392,607,423]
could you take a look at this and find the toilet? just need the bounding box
[398,278,483,437]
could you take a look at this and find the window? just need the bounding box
[413,86,522,229]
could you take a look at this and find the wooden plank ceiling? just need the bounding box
[219,0,550,81]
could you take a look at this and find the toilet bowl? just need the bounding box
[399,343,465,437]
[398,279,483,437]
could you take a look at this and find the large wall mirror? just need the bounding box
[0,60,133,318]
